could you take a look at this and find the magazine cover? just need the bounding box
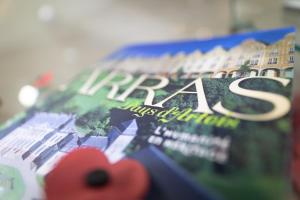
[0,27,296,199]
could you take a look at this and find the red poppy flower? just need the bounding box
[45,147,149,200]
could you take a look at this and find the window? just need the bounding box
[253,53,260,58]
[250,59,258,65]
[268,57,278,64]
[288,40,295,45]
[268,58,272,64]
[289,56,294,63]
[269,48,279,56]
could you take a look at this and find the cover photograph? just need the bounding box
[0,27,297,199]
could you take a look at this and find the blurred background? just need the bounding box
[0,0,300,123]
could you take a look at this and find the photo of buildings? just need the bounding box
[0,112,138,175]
[101,32,295,78]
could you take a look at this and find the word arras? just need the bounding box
[78,69,291,122]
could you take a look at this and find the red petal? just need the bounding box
[110,159,149,200]
[45,148,111,200]
[45,148,149,200]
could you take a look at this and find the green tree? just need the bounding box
[239,60,251,77]
[75,107,110,136]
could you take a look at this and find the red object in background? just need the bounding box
[292,94,300,197]
[45,148,149,200]
[33,71,53,88]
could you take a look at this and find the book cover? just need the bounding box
[0,27,296,199]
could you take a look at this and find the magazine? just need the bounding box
[0,27,296,199]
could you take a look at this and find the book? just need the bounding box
[0,27,296,199]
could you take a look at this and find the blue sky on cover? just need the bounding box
[107,26,295,59]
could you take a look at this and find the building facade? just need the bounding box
[101,33,295,78]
